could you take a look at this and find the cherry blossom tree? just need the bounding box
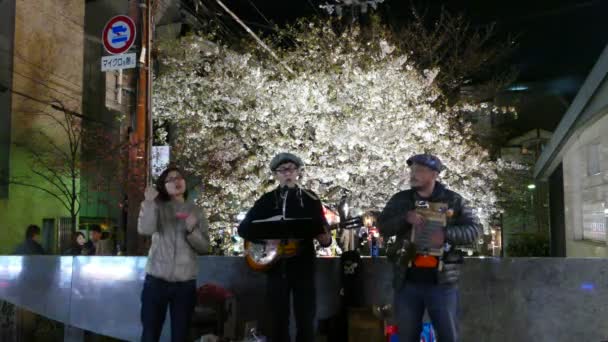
[154,20,514,253]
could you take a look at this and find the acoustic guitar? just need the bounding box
[244,213,362,272]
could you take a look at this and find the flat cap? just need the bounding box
[269,152,304,171]
[407,154,444,172]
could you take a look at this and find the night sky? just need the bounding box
[408,0,608,134]
[207,0,608,135]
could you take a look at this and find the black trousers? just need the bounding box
[140,274,196,342]
[266,260,316,342]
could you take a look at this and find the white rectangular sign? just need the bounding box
[152,146,170,178]
[101,53,136,71]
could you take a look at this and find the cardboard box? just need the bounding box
[348,308,384,342]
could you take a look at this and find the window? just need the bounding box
[582,202,606,242]
[587,143,601,176]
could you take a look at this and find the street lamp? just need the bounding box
[527,183,540,232]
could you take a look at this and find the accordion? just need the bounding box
[410,201,448,268]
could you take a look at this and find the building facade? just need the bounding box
[0,0,84,254]
[535,43,608,257]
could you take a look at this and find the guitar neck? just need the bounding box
[329,216,363,231]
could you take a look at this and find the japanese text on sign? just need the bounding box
[101,53,137,72]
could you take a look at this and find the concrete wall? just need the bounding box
[562,110,608,257]
[0,0,84,254]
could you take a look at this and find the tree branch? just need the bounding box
[22,145,73,197]
[9,180,71,212]
[30,169,72,201]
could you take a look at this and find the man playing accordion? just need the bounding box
[378,154,482,342]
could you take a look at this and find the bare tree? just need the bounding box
[8,101,130,235]
[10,102,82,231]
[392,6,518,103]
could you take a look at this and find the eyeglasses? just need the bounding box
[410,164,435,175]
[275,167,299,174]
[165,176,184,183]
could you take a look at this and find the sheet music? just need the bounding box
[249,215,318,239]
[251,215,313,223]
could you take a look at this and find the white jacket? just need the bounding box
[138,199,210,282]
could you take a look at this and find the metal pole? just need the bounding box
[146,0,153,184]
[136,0,150,184]
[126,0,151,255]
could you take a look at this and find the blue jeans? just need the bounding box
[140,274,197,342]
[394,282,459,342]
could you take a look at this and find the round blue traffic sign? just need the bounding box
[102,15,136,55]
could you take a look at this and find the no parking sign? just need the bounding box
[101,15,137,71]
[102,15,136,55]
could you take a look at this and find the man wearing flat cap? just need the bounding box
[378,154,481,342]
[238,152,332,342]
